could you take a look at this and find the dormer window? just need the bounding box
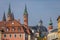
[18,27,21,32]
[6,27,9,32]
[7,28,9,31]
[12,27,15,31]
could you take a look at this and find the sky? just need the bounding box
[0,0,60,28]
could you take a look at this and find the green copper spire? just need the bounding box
[3,11,6,21]
[49,18,53,25]
[8,4,11,14]
[24,4,28,15]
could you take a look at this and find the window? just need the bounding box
[12,27,15,31]
[7,28,9,31]
[14,34,16,38]
[10,34,11,38]
[4,34,6,38]
[6,27,9,32]
[18,28,20,32]
[20,34,21,37]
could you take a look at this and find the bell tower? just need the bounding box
[7,4,14,21]
[48,18,53,32]
[38,20,43,26]
[23,4,28,26]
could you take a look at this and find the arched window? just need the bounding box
[14,34,16,38]
[4,34,6,38]
[20,34,22,37]
[10,34,12,38]
[18,27,21,32]
[6,27,9,32]
[12,27,15,31]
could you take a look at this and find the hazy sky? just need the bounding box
[0,0,60,28]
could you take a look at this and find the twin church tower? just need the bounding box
[0,4,31,40]
[2,4,28,26]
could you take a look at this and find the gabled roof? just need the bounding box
[5,20,21,27]
[0,19,31,34]
[0,21,5,27]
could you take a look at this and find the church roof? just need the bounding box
[5,20,21,27]
[37,26,48,32]
[0,19,31,34]
[29,25,48,32]
[0,4,31,34]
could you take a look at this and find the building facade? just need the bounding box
[57,16,60,40]
[29,20,48,40]
[47,28,58,40]
[0,4,31,40]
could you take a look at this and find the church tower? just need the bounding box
[38,20,43,26]
[7,4,14,21]
[48,18,53,32]
[23,5,28,26]
[2,12,6,21]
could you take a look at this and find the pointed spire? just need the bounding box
[8,3,11,14]
[39,20,43,24]
[49,18,53,25]
[38,19,43,26]
[24,4,28,15]
[48,18,53,32]
[3,11,6,21]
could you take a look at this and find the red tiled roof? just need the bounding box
[0,21,5,27]
[5,20,21,27]
[0,19,32,34]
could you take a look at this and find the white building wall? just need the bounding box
[47,32,58,40]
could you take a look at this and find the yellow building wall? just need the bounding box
[58,19,60,40]
[28,35,31,40]
[58,19,60,29]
